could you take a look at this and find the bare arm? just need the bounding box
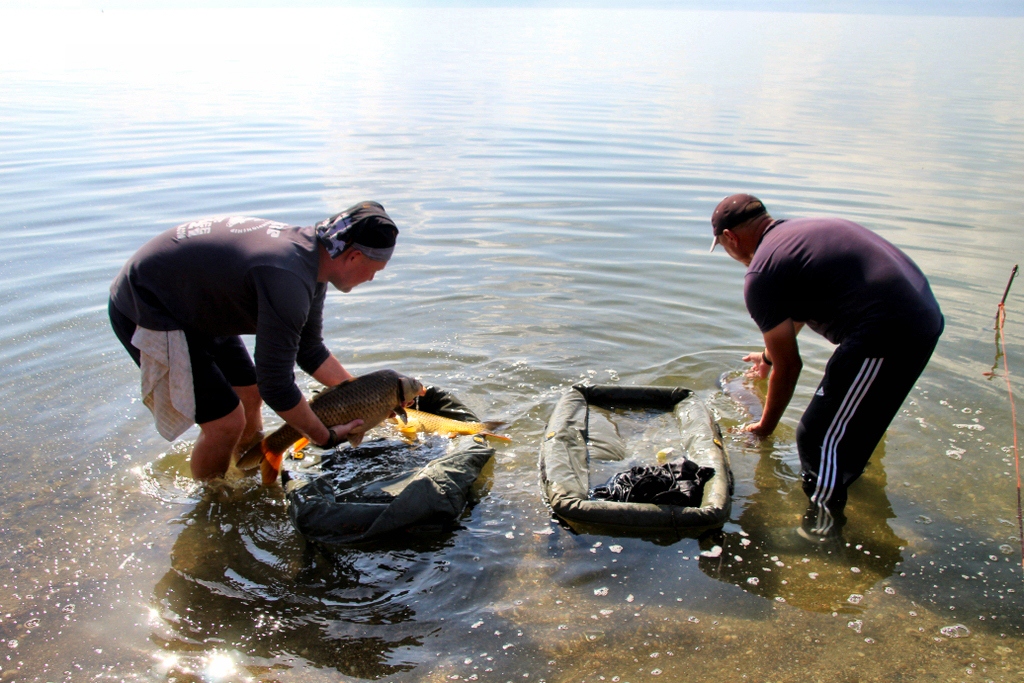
[276,399,362,447]
[743,318,802,437]
[275,356,360,446]
[311,353,354,387]
[742,321,805,379]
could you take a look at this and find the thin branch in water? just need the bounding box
[992,264,1022,576]
[985,264,1019,379]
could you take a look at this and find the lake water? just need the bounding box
[1,6,1023,682]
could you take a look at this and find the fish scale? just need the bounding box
[238,369,424,484]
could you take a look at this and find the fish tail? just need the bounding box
[481,421,511,441]
[480,431,512,442]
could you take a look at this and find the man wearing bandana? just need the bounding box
[109,201,399,480]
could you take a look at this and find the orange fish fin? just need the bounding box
[291,437,310,452]
[260,443,286,486]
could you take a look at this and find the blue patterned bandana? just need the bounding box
[315,201,398,261]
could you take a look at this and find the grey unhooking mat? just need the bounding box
[539,384,732,534]
[284,387,496,545]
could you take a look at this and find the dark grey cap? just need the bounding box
[710,194,767,252]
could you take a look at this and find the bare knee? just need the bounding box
[234,384,261,411]
[233,384,264,434]
[192,404,246,480]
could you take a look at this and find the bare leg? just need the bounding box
[191,403,246,480]
[233,384,264,447]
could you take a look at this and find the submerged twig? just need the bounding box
[993,264,1023,576]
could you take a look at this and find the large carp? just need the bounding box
[238,369,425,484]
[390,409,511,442]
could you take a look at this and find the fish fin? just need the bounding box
[482,421,506,431]
[236,440,265,471]
[481,432,512,442]
[395,406,408,423]
[260,444,286,486]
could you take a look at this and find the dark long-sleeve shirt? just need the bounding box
[110,217,330,411]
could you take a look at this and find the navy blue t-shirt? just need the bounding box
[744,218,942,346]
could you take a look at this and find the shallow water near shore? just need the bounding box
[1,6,1024,682]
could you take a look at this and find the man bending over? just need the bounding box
[110,201,398,480]
[710,194,943,538]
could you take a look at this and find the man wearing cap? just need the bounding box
[710,194,943,537]
[109,201,398,480]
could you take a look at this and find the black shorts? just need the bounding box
[795,322,942,535]
[109,300,258,425]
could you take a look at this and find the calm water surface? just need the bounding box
[1,7,1023,682]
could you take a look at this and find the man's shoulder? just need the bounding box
[783,215,883,238]
[746,220,795,275]
[764,216,865,238]
[219,216,296,234]
[752,216,875,263]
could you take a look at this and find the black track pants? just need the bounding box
[796,326,941,536]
